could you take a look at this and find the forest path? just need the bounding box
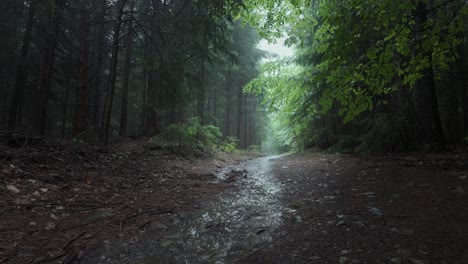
[3,147,468,263]
[243,153,468,264]
[81,155,288,263]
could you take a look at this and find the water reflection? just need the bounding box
[153,156,284,264]
[83,156,285,264]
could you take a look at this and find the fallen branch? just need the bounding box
[63,231,86,250]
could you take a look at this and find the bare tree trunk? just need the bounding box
[143,0,162,136]
[119,0,135,137]
[101,0,127,143]
[237,78,243,148]
[9,0,36,129]
[197,61,205,124]
[413,2,445,150]
[72,0,91,137]
[225,69,232,137]
[90,0,107,129]
[34,0,62,135]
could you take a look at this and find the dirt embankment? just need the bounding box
[0,139,257,264]
[244,153,468,264]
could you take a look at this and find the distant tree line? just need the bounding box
[0,0,264,148]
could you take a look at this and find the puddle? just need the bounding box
[82,156,285,264]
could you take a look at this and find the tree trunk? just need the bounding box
[237,78,243,148]
[225,69,232,137]
[101,0,127,143]
[33,0,62,134]
[412,1,446,150]
[8,0,36,129]
[197,61,205,124]
[72,1,91,137]
[119,0,135,138]
[90,0,107,129]
[143,0,162,137]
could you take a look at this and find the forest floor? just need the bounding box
[1,137,468,263]
[0,137,260,264]
[243,152,468,264]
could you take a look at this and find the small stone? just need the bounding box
[32,191,40,196]
[369,207,382,217]
[7,185,20,193]
[28,222,36,226]
[339,256,350,264]
[341,249,351,254]
[45,222,56,230]
[292,215,303,223]
[390,257,402,264]
[39,188,48,192]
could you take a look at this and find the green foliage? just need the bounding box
[155,118,223,154]
[242,0,467,153]
[219,136,238,152]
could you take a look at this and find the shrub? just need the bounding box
[155,118,223,155]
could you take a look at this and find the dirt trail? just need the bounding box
[0,140,258,264]
[2,146,468,263]
[244,153,468,264]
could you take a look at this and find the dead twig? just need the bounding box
[63,231,86,250]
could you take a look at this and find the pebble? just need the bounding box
[7,185,20,193]
[339,256,350,264]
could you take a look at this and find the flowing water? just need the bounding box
[83,156,285,264]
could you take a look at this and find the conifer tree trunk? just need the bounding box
[9,0,36,129]
[119,0,135,138]
[237,78,243,148]
[102,0,127,143]
[90,0,107,129]
[72,1,91,137]
[33,0,62,134]
[225,69,232,137]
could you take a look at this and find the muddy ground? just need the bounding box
[0,139,257,264]
[243,153,468,264]
[1,138,468,264]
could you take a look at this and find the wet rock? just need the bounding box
[292,215,303,223]
[390,257,402,264]
[368,207,382,217]
[6,185,20,193]
[339,256,350,264]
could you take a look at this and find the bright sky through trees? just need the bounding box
[258,37,293,58]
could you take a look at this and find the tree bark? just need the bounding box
[90,0,107,129]
[225,69,232,137]
[8,0,36,129]
[72,0,91,137]
[33,0,62,135]
[237,78,243,148]
[119,0,135,138]
[101,0,127,143]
